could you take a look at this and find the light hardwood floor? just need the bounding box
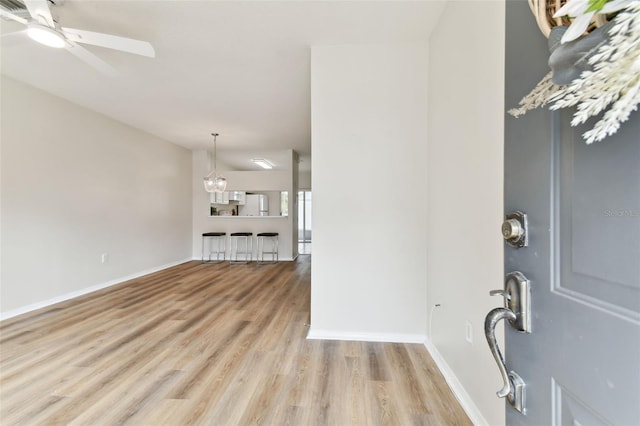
[0,257,471,425]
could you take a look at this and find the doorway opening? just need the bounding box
[298,191,312,254]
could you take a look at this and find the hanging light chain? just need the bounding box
[211,132,219,173]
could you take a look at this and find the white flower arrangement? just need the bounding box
[554,0,633,43]
[509,0,640,144]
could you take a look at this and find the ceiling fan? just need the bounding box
[0,0,155,75]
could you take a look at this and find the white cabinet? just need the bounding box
[228,191,246,205]
[210,191,229,204]
[210,191,246,205]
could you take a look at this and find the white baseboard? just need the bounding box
[424,338,489,426]
[306,328,427,344]
[0,258,192,321]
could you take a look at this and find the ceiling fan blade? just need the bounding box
[23,0,54,27]
[1,30,27,46]
[61,27,155,58]
[65,42,118,76]
[0,8,28,25]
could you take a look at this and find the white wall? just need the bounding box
[310,44,429,342]
[191,149,298,260]
[298,171,311,190]
[0,76,192,317]
[427,2,505,425]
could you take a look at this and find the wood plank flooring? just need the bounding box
[0,257,471,425]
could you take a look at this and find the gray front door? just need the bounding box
[501,1,640,424]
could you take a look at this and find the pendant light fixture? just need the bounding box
[203,133,227,193]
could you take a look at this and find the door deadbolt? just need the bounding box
[502,211,528,248]
[502,219,523,240]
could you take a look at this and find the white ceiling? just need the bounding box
[1,0,445,165]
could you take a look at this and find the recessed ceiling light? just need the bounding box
[252,158,274,169]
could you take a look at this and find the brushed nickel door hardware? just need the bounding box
[484,271,531,414]
[502,211,528,248]
[492,271,531,333]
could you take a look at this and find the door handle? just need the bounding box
[485,307,516,398]
[484,272,530,414]
[489,289,511,300]
[491,272,532,333]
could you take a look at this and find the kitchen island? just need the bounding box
[192,151,299,263]
[203,189,292,260]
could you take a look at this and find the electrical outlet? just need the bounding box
[101,253,109,264]
[465,321,473,344]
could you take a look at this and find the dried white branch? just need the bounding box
[508,1,640,144]
[507,72,560,117]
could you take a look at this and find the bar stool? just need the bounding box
[230,232,253,263]
[257,232,279,265]
[201,232,226,263]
